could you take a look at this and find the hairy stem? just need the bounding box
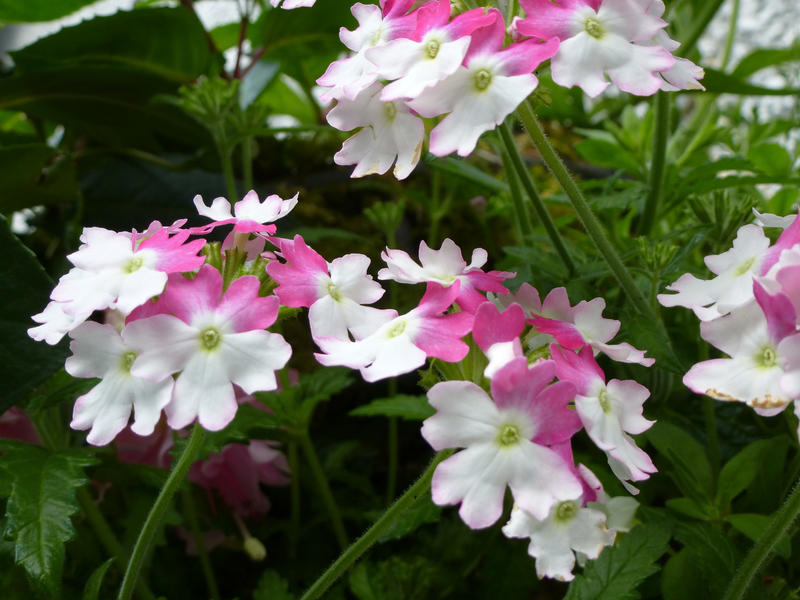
[299,451,451,600]
[117,425,206,600]
[639,91,671,235]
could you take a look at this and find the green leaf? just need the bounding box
[0,144,80,213]
[671,521,736,597]
[0,0,98,23]
[727,513,791,559]
[666,497,714,520]
[701,68,800,96]
[733,44,800,79]
[253,569,295,600]
[565,522,671,600]
[575,139,642,177]
[82,558,114,600]
[26,369,97,416]
[716,438,785,509]
[747,142,793,177]
[240,60,280,109]
[379,495,441,543]
[647,422,713,502]
[350,395,434,421]
[2,446,98,597]
[0,215,68,412]
[427,156,510,193]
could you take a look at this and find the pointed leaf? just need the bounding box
[350,395,434,421]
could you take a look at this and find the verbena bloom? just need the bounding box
[378,238,512,312]
[517,0,675,97]
[267,235,392,339]
[407,9,558,156]
[270,0,316,8]
[472,301,525,379]
[124,266,291,431]
[29,224,205,344]
[193,190,298,234]
[422,358,583,528]
[327,82,425,180]
[314,282,473,382]
[65,322,173,446]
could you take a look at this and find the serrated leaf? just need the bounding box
[575,139,642,177]
[0,215,68,412]
[253,569,294,600]
[565,522,671,600]
[82,558,114,600]
[2,446,98,597]
[672,521,736,597]
[350,395,434,421]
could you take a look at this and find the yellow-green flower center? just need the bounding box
[125,256,144,273]
[327,282,343,302]
[756,345,778,369]
[383,101,397,122]
[200,327,222,350]
[555,500,579,523]
[120,350,137,373]
[735,257,756,276]
[584,16,605,39]
[496,423,522,447]
[387,320,406,338]
[598,388,612,414]
[473,68,492,91]
[425,39,440,59]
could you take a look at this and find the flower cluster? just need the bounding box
[320,0,703,180]
[660,210,800,434]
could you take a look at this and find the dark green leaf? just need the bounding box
[26,369,97,415]
[379,495,441,543]
[727,513,791,559]
[575,139,642,177]
[733,44,800,79]
[350,395,434,421]
[2,446,98,597]
[701,68,800,96]
[647,422,713,502]
[0,0,98,23]
[565,522,671,600]
[240,60,280,109]
[0,215,68,411]
[0,144,79,213]
[672,521,736,597]
[717,438,785,509]
[427,157,510,193]
[665,497,714,520]
[253,569,295,600]
[82,558,114,600]
[661,549,703,600]
[747,142,792,177]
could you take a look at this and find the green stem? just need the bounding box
[679,0,725,58]
[77,489,156,600]
[516,101,656,320]
[117,425,207,600]
[181,487,220,600]
[298,432,348,551]
[670,95,716,167]
[703,397,720,476]
[498,149,526,243]
[721,0,740,70]
[497,121,576,274]
[639,91,670,235]
[299,451,451,600]
[288,441,301,559]
[722,476,800,600]
[242,136,254,193]
[220,146,238,201]
[386,413,398,505]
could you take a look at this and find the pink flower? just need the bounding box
[472,301,525,379]
[422,358,583,528]
[124,266,291,432]
[193,190,298,234]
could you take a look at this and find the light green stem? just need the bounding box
[242,136,254,193]
[117,425,206,600]
[220,147,238,201]
[299,451,451,600]
[722,478,800,600]
[639,91,670,235]
[497,121,575,273]
[721,0,740,70]
[516,101,656,320]
[181,487,220,600]
[298,432,348,551]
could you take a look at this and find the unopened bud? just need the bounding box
[243,536,267,562]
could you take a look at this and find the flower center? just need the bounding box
[584,16,605,39]
[735,257,756,276]
[327,282,343,302]
[425,38,440,59]
[200,327,222,350]
[756,345,778,368]
[473,68,492,91]
[555,500,578,523]
[598,388,612,414]
[387,319,406,338]
[120,350,137,373]
[125,256,144,273]
[496,423,522,447]
[383,101,397,122]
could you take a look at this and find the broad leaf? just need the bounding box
[0,0,98,23]
[747,142,793,177]
[0,144,79,213]
[716,437,786,509]
[733,44,800,79]
[575,139,642,177]
[2,446,98,597]
[565,522,671,600]
[0,215,68,411]
[253,569,295,600]
[350,395,434,421]
[701,68,800,96]
[648,422,713,502]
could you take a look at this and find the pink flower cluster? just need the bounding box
[660,210,800,434]
[319,0,703,180]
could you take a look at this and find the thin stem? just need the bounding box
[516,101,656,320]
[722,477,800,600]
[669,95,715,167]
[679,0,725,58]
[220,146,238,201]
[117,425,207,600]
[181,487,220,600]
[703,398,721,476]
[299,451,451,600]
[721,0,740,70]
[77,489,156,600]
[639,91,670,235]
[386,411,398,505]
[288,441,301,559]
[497,121,576,274]
[242,136,254,193]
[298,432,348,551]
[499,149,526,243]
